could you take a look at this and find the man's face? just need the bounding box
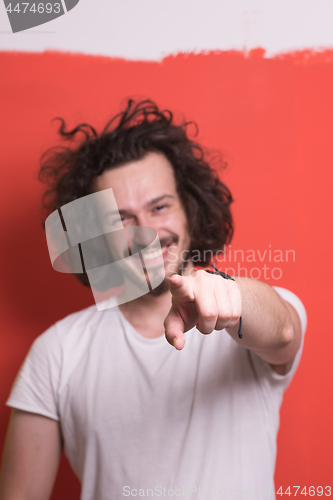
[93,152,191,294]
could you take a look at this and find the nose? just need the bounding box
[126,226,159,254]
[134,213,160,235]
[126,214,160,252]
[134,212,152,228]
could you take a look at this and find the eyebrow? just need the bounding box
[144,194,175,209]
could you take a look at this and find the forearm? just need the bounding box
[226,277,302,365]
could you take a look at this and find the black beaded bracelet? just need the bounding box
[205,264,243,339]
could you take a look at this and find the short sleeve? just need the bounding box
[6,326,61,421]
[249,287,307,392]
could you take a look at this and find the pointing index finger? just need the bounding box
[168,274,194,302]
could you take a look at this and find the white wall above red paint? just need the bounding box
[0,0,333,59]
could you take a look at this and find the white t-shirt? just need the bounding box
[6,287,307,500]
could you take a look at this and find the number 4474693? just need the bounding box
[277,487,331,496]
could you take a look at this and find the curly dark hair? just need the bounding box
[39,99,234,287]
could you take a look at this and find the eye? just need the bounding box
[105,215,124,227]
[154,205,167,212]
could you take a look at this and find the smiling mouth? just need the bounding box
[125,239,174,269]
[143,243,171,261]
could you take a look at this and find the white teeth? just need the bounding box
[143,246,167,261]
[143,248,163,260]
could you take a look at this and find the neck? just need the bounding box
[119,288,172,338]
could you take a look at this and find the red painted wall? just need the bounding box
[0,50,332,497]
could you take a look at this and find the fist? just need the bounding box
[164,269,242,350]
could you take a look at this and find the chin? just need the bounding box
[148,278,170,297]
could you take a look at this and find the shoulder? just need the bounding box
[6,302,123,418]
[51,299,121,342]
[24,301,123,379]
[272,286,307,335]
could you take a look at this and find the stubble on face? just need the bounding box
[147,252,191,297]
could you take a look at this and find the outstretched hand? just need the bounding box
[164,269,242,350]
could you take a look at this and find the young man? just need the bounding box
[0,100,306,500]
